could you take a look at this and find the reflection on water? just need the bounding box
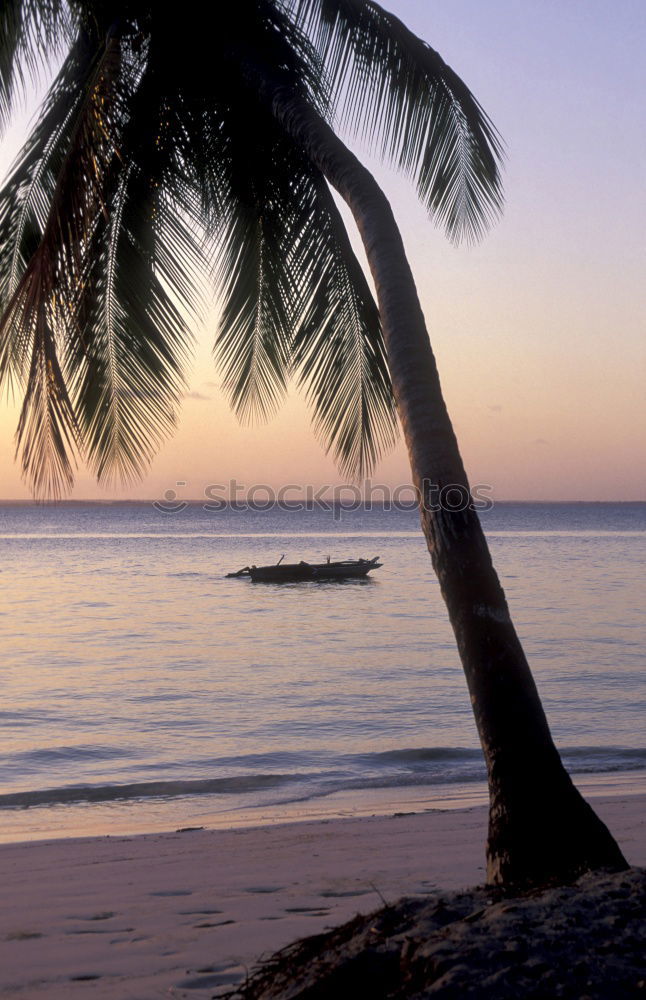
[0,501,644,839]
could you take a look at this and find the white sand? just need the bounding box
[0,793,643,999]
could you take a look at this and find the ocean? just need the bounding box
[0,501,644,842]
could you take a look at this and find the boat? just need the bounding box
[226,556,382,583]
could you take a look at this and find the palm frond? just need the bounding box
[195,58,300,424]
[291,172,397,477]
[0,30,126,495]
[1,24,202,493]
[0,0,73,134]
[70,170,196,486]
[68,62,203,487]
[288,0,504,244]
[214,204,293,424]
[13,276,79,496]
[0,32,97,383]
[208,93,396,474]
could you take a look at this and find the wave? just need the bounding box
[560,746,646,773]
[367,745,646,772]
[368,747,481,764]
[9,744,133,764]
[1,745,645,811]
[0,773,298,809]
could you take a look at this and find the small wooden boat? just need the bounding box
[226,556,382,583]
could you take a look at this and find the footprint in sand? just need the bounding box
[178,908,223,915]
[174,963,245,991]
[319,889,373,898]
[66,912,121,934]
[149,889,193,896]
[193,919,236,928]
[284,907,331,916]
[66,928,112,935]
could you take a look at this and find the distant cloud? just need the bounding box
[532,438,549,446]
[183,391,211,401]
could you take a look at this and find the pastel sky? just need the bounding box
[1,0,644,501]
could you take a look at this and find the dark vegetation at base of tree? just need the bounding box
[226,867,646,999]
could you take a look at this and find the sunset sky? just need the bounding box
[0,0,644,502]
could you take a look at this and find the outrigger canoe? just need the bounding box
[226,556,382,582]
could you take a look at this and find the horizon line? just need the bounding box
[0,498,644,506]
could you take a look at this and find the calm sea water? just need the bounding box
[0,501,644,841]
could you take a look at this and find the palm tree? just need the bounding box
[0,0,627,884]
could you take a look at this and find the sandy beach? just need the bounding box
[1,791,643,999]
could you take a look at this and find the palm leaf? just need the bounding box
[213,2,396,474]
[215,206,294,424]
[70,169,196,486]
[289,0,504,243]
[209,109,296,424]
[1,25,202,492]
[291,172,396,476]
[0,31,127,495]
[0,0,72,135]
[13,275,79,496]
[0,32,98,381]
[208,91,396,474]
[68,63,202,487]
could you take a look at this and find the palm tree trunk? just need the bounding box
[265,84,627,885]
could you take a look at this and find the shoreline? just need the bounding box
[1,791,644,997]
[2,768,646,846]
